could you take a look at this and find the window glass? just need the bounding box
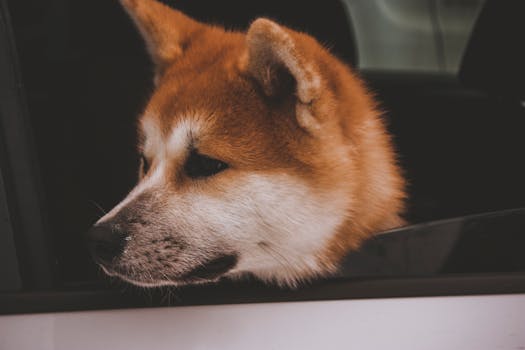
[4,0,525,294]
[344,0,485,73]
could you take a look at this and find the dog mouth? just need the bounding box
[182,254,238,281]
[100,254,239,287]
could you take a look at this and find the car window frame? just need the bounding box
[0,0,55,291]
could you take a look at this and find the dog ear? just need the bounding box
[245,18,324,131]
[120,0,204,75]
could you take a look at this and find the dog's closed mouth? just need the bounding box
[184,254,238,280]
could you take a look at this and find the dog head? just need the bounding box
[86,0,405,287]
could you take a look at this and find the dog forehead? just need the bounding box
[140,113,202,156]
[141,77,266,141]
[137,55,308,170]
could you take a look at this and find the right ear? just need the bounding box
[120,0,204,76]
[244,18,324,132]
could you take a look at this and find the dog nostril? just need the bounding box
[85,224,127,265]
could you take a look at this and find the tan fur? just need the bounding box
[98,0,406,286]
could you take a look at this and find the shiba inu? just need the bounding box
[86,0,406,288]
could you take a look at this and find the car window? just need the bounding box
[1,0,524,314]
[345,0,485,73]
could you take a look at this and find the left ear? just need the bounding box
[245,18,324,131]
[120,0,206,78]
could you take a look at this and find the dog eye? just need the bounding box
[184,150,228,179]
[141,154,150,174]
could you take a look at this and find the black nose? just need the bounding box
[85,223,127,265]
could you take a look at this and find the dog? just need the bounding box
[86,0,406,288]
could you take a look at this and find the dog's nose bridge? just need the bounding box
[101,191,161,232]
[117,192,159,223]
[97,166,166,224]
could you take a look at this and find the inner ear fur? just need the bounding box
[245,18,324,130]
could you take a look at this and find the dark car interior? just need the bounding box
[1,0,525,312]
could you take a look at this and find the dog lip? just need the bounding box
[183,254,238,280]
[98,262,119,277]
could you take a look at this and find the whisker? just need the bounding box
[88,200,107,216]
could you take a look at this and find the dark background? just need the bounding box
[5,0,525,286]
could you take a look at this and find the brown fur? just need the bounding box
[116,0,405,280]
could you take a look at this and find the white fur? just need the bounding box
[163,173,348,286]
[98,118,195,223]
[97,116,192,224]
[97,117,165,223]
[229,175,348,285]
[97,165,165,223]
[141,117,163,158]
[99,118,350,287]
[167,120,195,158]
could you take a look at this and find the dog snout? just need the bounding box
[85,223,128,266]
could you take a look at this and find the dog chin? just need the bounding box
[99,263,226,288]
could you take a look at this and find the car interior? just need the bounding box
[1,0,525,312]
